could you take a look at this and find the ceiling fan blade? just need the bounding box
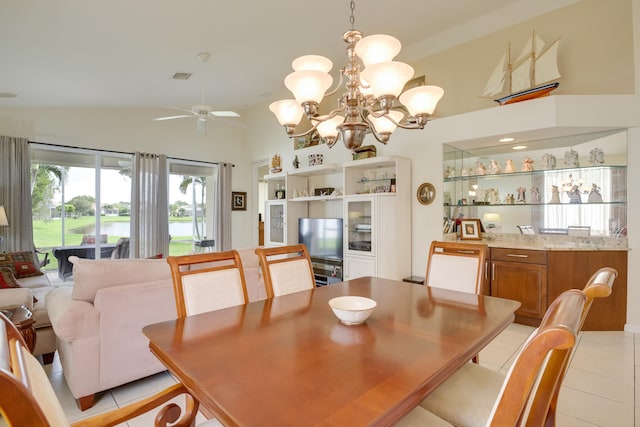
[152,115,192,121]
[166,105,194,114]
[211,111,240,117]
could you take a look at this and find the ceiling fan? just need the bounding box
[152,52,240,133]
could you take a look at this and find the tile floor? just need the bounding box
[3,323,638,426]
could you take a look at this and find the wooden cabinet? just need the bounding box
[485,246,627,330]
[490,248,548,325]
[547,250,627,330]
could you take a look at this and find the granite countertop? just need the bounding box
[443,233,629,251]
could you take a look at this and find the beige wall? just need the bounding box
[1,0,639,328]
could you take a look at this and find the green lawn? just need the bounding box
[34,215,197,271]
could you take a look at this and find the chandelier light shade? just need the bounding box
[269,1,444,151]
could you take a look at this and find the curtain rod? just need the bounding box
[29,141,234,166]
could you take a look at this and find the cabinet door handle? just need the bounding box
[506,253,528,258]
[485,261,488,280]
[492,262,495,281]
[456,250,475,254]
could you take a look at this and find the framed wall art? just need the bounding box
[460,219,482,240]
[232,192,247,211]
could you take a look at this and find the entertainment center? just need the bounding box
[263,156,411,282]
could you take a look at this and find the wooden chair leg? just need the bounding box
[76,394,96,411]
[472,354,479,364]
[41,352,55,365]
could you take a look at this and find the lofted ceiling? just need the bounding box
[0,1,577,113]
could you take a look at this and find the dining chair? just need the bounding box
[425,240,488,294]
[399,266,617,427]
[0,311,221,427]
[255,244,315,298]
[167,250,249,318]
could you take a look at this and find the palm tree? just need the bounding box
[30,164,66,219]
[179,176,207,240]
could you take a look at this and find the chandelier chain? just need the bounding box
[349,0,355,29]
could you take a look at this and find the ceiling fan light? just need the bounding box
[369,110,404,134]
[360,61,414,98]
[285,70,333,104]
[269,99,304,126]
[354,34,401,67]
[292,55,333,72]
[399,85,444,116]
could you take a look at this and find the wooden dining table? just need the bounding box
[143,276,520,426]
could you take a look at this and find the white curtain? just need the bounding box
[215,162,233,250]
[130,152,170,258]
[0,137,34,252]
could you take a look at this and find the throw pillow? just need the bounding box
[0,266,20,288]
[0,251,44,278]
[0,267,38,302]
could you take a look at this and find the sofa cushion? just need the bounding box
[69,256,171,303]
[0,251,44,279]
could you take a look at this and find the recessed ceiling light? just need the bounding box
[0,92,17,98]
[512,145,527,150]
[499,137,515,142]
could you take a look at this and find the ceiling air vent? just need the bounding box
[172,72,192,80]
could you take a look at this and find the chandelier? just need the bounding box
[269,1,444,151]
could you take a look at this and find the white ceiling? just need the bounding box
[0,0,577,112]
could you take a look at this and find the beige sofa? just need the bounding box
[0,271,57,363]
[46,248,265,410]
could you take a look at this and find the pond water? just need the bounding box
[70,221,202,237]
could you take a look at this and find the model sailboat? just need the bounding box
[482,31,561,105]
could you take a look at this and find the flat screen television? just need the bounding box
[298,218,343,260]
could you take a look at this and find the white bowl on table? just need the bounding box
[328,296,377,326]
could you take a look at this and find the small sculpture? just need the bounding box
[489,159,501,174]
[270,154,282,173]
[564,149,580,167]
[522,157,534,172]
[475,161,487,175]
[443,166,451,179]
[589,147,605,165]
[516,186,526,203]
[293,155,300,169]
[461,168,469,177]
[530,186,541,204]
[487,188,501,205]
[505,193,515,204]
[567,185,583,204]
[549,185,561,203]
[588,183,603,203]
[541,153,556,169]
[504,159,515,173]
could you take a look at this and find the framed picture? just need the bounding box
[460,219,482,240]
[232,192,247,211]
[417,182,436,205]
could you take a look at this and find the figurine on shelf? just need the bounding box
[270,154,282,173]
[522,157,534,171]
[293,155,300,169]
[549,185,561,203]
[567,185,583,204]
[475,161,487,175]
[541,153,557,169]
[564,149,580,167]
[588,183,603,203]
[443,166,453,178]
[489,159,501,174]
[516,186,526,203]
[589,147,605,165]
[461,168,469,177]
[530,186,541,204]
[505,193,515,205]
[504,159,515,173]
[487,188,501,205]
